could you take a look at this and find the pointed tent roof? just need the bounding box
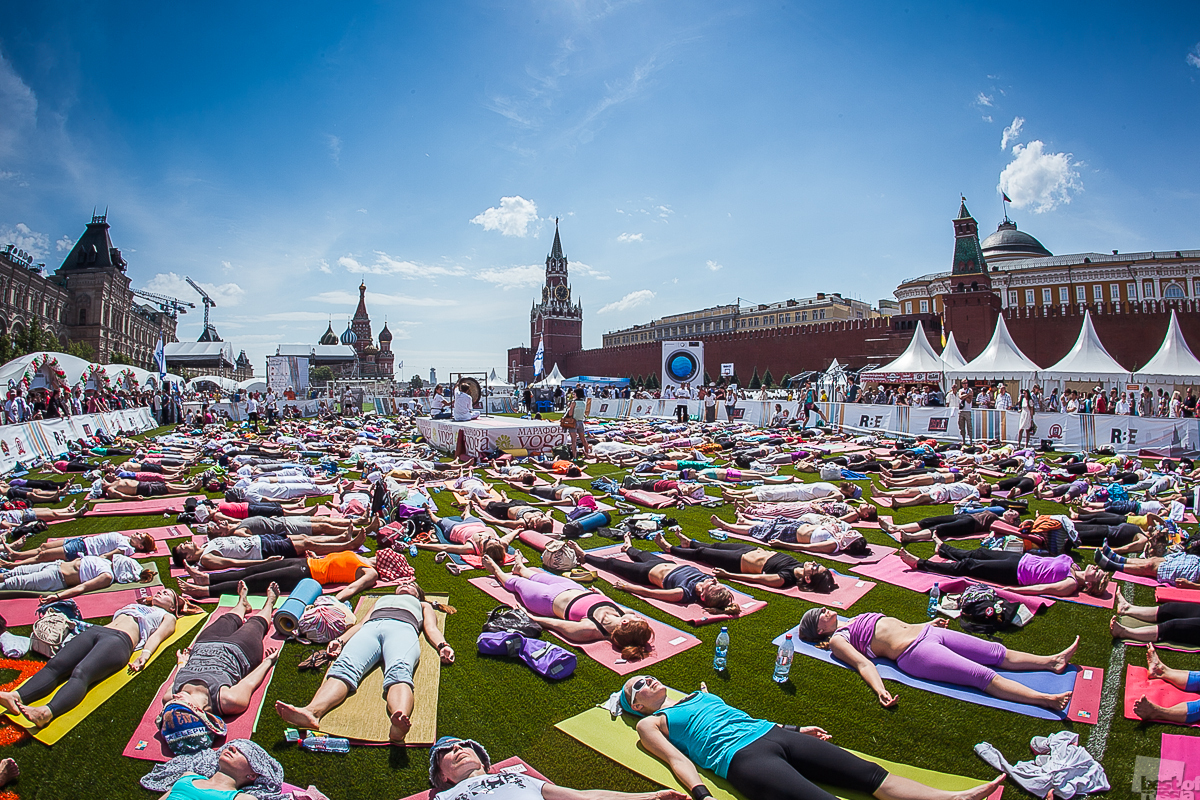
[860,322,945,381]
[533,363,565,387]
[940,331,968,369]
[1041,310,1129,382]
[1134,309,1200,381]
[947,316,1040,380]
[825,358,842,373]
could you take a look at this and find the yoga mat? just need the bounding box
[1115,572,1163,588]
[774,620,1100,723]
[467,575,701,675]
[7,611,205,745]
[850,554,1065,610]
[556,699,1005,800]
[1123,665,1200,727]
[122,597,286,762]
[84,495,200,516]
[486,470,550,486]
[0,587,143,626]
[432,521,514,570]
[1156,586,1200,605]
[1115,616,1200,653]
[931,578,1052,615]
[724,531,895,565]
[316,594,448,745]
[0,560,163,599]
[1159,734,1200,800]
[395,757,550,800]
[581,544,768,625]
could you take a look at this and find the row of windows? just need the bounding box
[900,279,1199,315]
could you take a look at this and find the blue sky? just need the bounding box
[1,2,1199,379]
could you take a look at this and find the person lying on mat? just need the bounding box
[877,469,981,489]
[202,498,317,525]
[418,509,518,564]
[157,582,283,755]
[95,477,194,499]
[870,480,991,509]
[274,581,455,744]
[50,458,94,474]
[179,550,378,603]
[692,467,783,485]
[0,553,154,599]
[467,497,555,534]
[708,513,871,557]
[621,477,709,504]
[793,607,1077,710]
[0,503,84,527]
[0,588,202,727]
[1110,587,1200,645]
[880,509,1021,544]
[1129,643,1200,724]
[720,481,847,504]
[0,479,68,504]
[141,739,284,800]
[615,675,1005,800]
[897,539,1110,598]
[560,534,742,616]
[447,474,502,503]
[655,533,837,593]
[733,498,878,525]
[481,553,654,661]
[427,735,686,800]
[1093,542,1200,587]
[172,528,365,571]
[2,530,156,566]
[524,480,596,507]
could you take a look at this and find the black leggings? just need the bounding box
[994,457,1021,470]
[584,549,670,585]
[996,477,1036,495]
[1153,603,1200,645]
[1111,471,1141,485]
[18,626,133,716]
[204,559,312,597]
[917,514,980,539]
[726,726,889,800]
[1064,463,1089,475]
[668,541,753,572]
[194,612,269,670]
[918,545,1022,584]
[1075,523,1140,548]
[18,479,66,491]
[888,467,940,478]
[1076,511,1127,526]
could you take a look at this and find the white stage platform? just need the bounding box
[416,416,568,457]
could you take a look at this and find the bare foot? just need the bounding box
[275,700,321,729]
[930,533,944,552]
[653,533,669,551]
[878,516,894,533]
[950,775,1006,800]
[0,691,21,716]
[622,532,633,550]
[511,550,527,568]
[1114,587,1131,616]
[180,580,207,598]
[677,531,693,547]
[1051,637,1080,673]
[1109,616,1136,639]
[569,540,587,562]
[0,757,17,787]
[481,555,504,581]
[264,582,281,610]
[388,710,412,744]
[17,702,51,728]
[1146,643,1167,679]
[897,549,920,569]
[182,560,207,583]
[1134,694,1169,721]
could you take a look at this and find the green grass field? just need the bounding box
[0,422,1173,799]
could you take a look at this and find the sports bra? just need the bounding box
[564,593,621,634]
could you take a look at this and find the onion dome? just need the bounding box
[378,322,393,343]
[340,323,358,345]
[319,323,339,346]
[363,344,380,356]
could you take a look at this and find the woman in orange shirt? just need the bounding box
[180,550,378,603]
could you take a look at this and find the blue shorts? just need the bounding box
[62,537,86,560]
[327,618,420,693]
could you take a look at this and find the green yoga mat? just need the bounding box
[0,560,163,598]
[1116,615,1200,653]
[555,693,1000,800]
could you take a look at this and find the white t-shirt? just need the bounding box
[202,536,263,561]
[453,390,475,419]
[114,603,170,649]
[431,394,449,412]
[76,555,114,583]
[83,532,136,557]
[435,772,547,800]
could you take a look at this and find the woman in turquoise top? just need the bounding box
[621,675,1004,800]
[158,745,262,800]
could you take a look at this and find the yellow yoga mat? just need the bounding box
[317,594,448,745]
[8,610,206,745]
[555,692,1001,800]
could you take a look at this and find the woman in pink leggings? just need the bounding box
[795,608,1078,710]
[482,554,653,661]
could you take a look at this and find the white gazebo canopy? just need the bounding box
[1134,309,1200,383]
[1040,310,1129,383]
[860,322,945,383]
[940,331,968,370]
[0,352,103,391]
[532,364,565,387]
[947,315,1040,382]
[488,368,514,389]
[187,375,238,393]
[237,377,268,394]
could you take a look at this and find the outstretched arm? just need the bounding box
[332,567,378,603]
[711,567,783,588]
[636,715,706,797]
[220,648,281,715]
[527,614,604,642]
[611,581,686,603]
[130,616,178,672]
[829,636,896,707]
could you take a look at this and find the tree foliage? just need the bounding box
[748,367,762,390]
[408,374,424,391]
[109,351,134,366]
[65,340,97,362]
[310,366,335,385]
[763,369,775,388]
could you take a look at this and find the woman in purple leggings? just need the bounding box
[795,607,1079,710]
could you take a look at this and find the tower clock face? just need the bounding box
[555,285,569,301]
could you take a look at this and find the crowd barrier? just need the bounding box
[0,407,158,473]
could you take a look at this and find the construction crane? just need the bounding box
[185,276,221,342]
[132,289,194,318]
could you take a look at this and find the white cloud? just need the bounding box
[573,261,610,280]
[997,140,1082,213]
[974,92,993,108]
[338,251,465,279]
[657,205,673,219]
[981,115,993,123]
[474,265,544,290]
[327,135,341,163]
[1000,116,1025,151]
[706,260,723,272]
[308,290,457,307]
[1188,43,1200,69]
[0,53,36,159]
[144,272,246,307]
[470,196,539,237]
[357,208,367,214]
[55,236,73,252]
[317,259,332,274]
[598,289,655,314]
[617,232,643,243]
[0,223,49,259]
[220,260,233,272]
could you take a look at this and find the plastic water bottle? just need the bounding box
[927,582,940,618]
[713,626,729,672]
[773,633,794,683]
[409,542,418,558]
[301,734,350,753]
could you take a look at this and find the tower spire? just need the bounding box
[550,217,563,260]
[951,197,988,277]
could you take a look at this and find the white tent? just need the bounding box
[0,351,105,391]
[106,365,185,391]
[859,322,946,383]
[940,331,968,370]
[947,316,1041,383]
[1134,309,1200,383]
[237,377,268,394]
[487,368,514,390]
[532,364,565,388]
[187,375,238,393]
[1040,310,1130,384]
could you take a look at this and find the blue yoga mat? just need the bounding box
[773,618,1081,721]
[434,517,514,567]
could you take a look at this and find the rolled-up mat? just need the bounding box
[1157,586,1200,605]
[774,618,1101,723]
[1124,665,1200,727]
[273,577,323,637]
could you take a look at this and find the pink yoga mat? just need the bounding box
[850,554,1057,611]
[1116,572,1163,588]
[129,525,193,558]
[396,758,550,800]
[678,548,876,610]
[486,470,550,487]
[582,544,769,625]
[122,602,286,762]
[86,495,199,516]
[1124,665,1200,728]
[467,576,701,675]
[0,587,143,626]
[1158,733,1200,800]
[1157,586,1200,604]
[724,531,895,565]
